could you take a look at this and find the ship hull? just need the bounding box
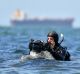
[11,19,73,26]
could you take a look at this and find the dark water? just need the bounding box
[0,24,80,74]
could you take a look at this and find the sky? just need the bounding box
[0,0,80,27]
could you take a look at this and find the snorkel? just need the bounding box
[59,33,64,45]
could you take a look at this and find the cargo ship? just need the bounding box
[10,9,74,25]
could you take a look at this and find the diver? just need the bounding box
[45,31,70,61]
[28,31,71,61]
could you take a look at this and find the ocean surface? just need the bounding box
[0,24,80,74]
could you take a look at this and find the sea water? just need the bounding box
[0,24,80,74]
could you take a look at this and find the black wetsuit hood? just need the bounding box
[47,31,59,45]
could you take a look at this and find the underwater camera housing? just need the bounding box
[29,39,47,53]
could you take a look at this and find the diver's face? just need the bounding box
[47,37,55,47]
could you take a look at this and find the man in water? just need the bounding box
[22,31,70,61]
[45,31,70,61]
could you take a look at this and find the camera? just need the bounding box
[29,39,47,53]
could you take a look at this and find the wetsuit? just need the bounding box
[45,43,70,61]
